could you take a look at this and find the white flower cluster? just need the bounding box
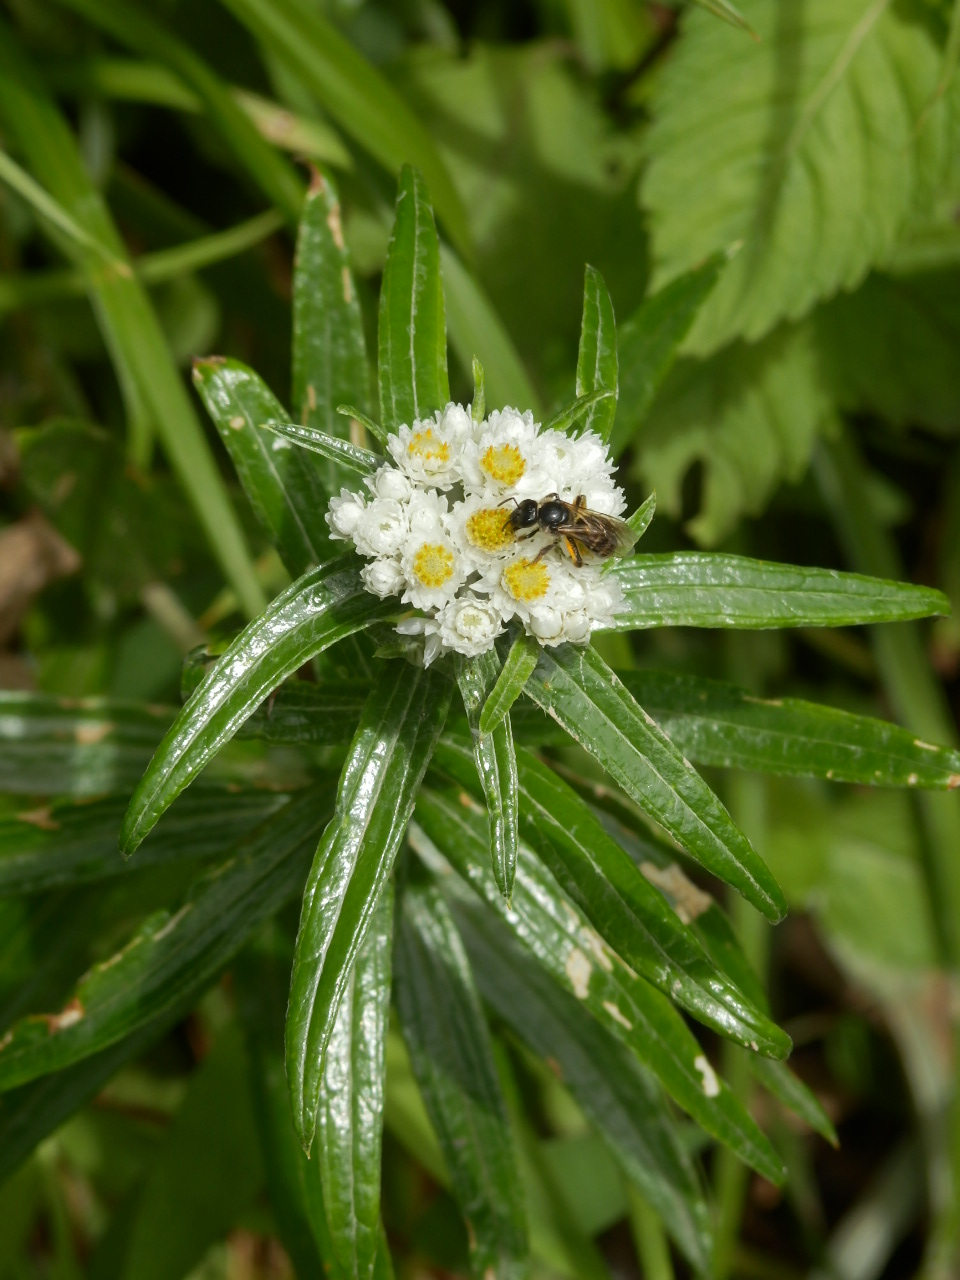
[327,404,628,664]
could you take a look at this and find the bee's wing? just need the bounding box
[607,514,639,554]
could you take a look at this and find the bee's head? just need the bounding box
[506,498,539,533]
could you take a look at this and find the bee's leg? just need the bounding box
[531,539,557,563]
[564,537,583,567]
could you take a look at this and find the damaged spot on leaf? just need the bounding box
[640,860,713,924]
[565,946,591,999]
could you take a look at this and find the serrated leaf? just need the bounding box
[121,560,394,853]
[394,879,529,1280]
[523,644,787,922]
[293,171,373,494]
[285,667,451,1150]
[575,265,618,441]
[634,323,828,546]
[0,792,330,1092]
[435,733,788,1056]
[193,357,334,575]
[644,0,957,354]
[618,669,960,789]
[609,552,950,630]
[445,885,713,1276]
[455,652,519,902]
[262,420,380,477]
[411,790,785,1186]
[316,885,393,1280]
[479,632,540,736]
[0,788,287,896]
[378,166,449,432]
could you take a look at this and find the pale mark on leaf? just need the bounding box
[565,947,592,999]
[694,1053,720,1098]
[603,1001,633,1030]
[640,860,713,924]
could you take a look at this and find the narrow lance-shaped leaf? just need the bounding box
[262,420,380,477]
[121,559,395,854]
[609,249,731,458]
[524,643,786,922]
[378,166,449,432]
[193,358,334,576]
[609,552,950,630]
[444,881,714,1275]
[293,171,374,500]
[316,883,394,1280]
[434,734,789,1057]
[471,356,485,425]
[394,879,529,1280]
[286,666,451,1150]
[625,492,656,543]
[618,669,960,790]
[541,389,615,435]
[455,652,520,902]
[480,631,540,735]
[576,265,618,441]
[0,792,331,1092]
[411,790,785,1185]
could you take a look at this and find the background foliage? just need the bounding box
[1,1,960,1279]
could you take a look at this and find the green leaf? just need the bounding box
[378,166,449,432]
[541,389,615,435]
[0,692,169,797]
[609,552,951,630]
[748,1055,838,1147]
[262,420,381,477]
[435,733,788,1056]
[523,644,787,922]
[471,357,485,425]
[293,171,374,493]
[445,885,713,1276]
[643,0,957,353]
[455,652,520,902]
[47,0,304,225]
[219,0,470,255]
[285,666,451,1150]
[625,492,656,543]
[0,148,116,264]
[575,266,618,441]
[609,248,730,458]
[337,405,389,448]
[193,357,334,576]
[242,679,370,746]
[394,879,529,1280]
[0,792,330,1092]
[121,560,394,853]
[618,668,960,790]
[479,631,540,736]
[0,788,287,896]
[411,789,785,1185]
[316,885,393,1280]
[440,245,542,417]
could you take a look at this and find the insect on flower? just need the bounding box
[505,493,638,567]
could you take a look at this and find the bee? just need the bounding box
[505,493,637,567]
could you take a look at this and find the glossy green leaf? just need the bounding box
[440,244,542,417]
[541,389,615,435]
[262,420,380,477]
[48,0,304,224]
[0,788,286,896]
[625,492,656,542]
[286,666,451,1150]
[0,792,330,1092]
[446,884,713,1276]
[316,884,393,1280]
[455,652,520,902]
[618,669,960,789]
[576,266,618,441]
[219,0,470,254]
[479,632,540,736]
[524,643,787,922]
[337,405,389,448]
[749,1055,838,1147]
[609,553,950,630]
[242,679,369,746]
[122,559,393,853]
[394,879,529,1280]
[0,693,169,797]
[193,357,334,576]
[435,734,788,1056]
[293,172,374,498]
[609,250,729,457]
[411,789,785,1185]
[378,166,449,432]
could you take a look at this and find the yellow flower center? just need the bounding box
[406,428,449,465]
[481,443,525,486]
[412,542,455,588]
[503,557,550,602]
[465,507,514,552]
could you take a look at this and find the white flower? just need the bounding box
[365,463,413,503]
[327,488,366,539]
[460,407,553,498]
[540,428,626,514]
[361,557,405,598]
[401,528,464,612]
[447,492,518,572]
[436,594,504,656]
[396,615,444,667]
[406,487,449,539]
[353,497,408,559]
[387,403,471,489]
